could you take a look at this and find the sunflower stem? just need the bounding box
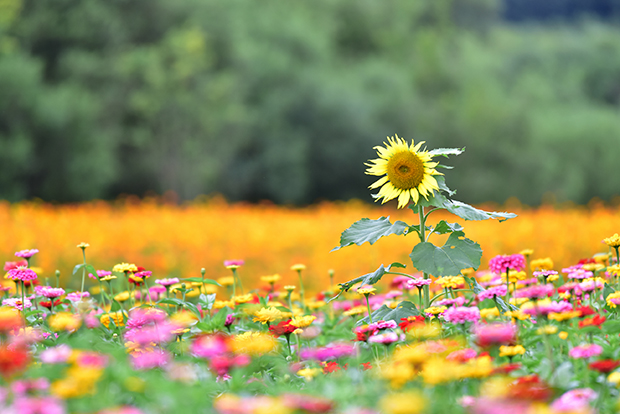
[418,206,430,309]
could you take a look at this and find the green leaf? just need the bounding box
[338,263,399,292]
[72,264,85,276]
[85,264,97,276]
[209,307,231,328]
[183,277,221,286]
[110,299,123,312]
[198,293,216,310]
[332,217,410,251]
[442,200,517,222]
[431,220,464,235]
[428,147,465,158]
[602,320,620,334]
[357,301,419,326]
[603,283,616,300]
[409,231,482,276]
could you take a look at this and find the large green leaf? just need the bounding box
[431,220,463,235]
[338,263,403,292]
[442,199,517,222]
[332,217,410,251]
[357,301,419,326]
[409,231,482,276]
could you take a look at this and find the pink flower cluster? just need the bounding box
[513,284,554,300]
[568,344,603,359]
[3,260,27,271]
[442,306,480,324]
[522,300,572,316]
[2,298,32,311]
[34,286,65,299]
[300,343,356,361]
[551,388,597,412]
[489,254,526,274]
[473,323,517,347]
[14,249,39,259]
[7,267,38,282]
[435,297,466,307]
[368,332,402,345]
[477,285,507,301]
[190,334,250,376]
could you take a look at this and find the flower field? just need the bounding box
[2,137,620,414]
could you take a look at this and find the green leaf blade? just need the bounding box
[332,217,410,251]
[409,231,482,276]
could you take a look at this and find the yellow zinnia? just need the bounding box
[365,135,442,208]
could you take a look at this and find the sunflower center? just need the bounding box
[386,151,425,190]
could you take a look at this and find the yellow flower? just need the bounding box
[582,263,605,272]
[480,307,500,320]
[531,257,554,271]
[499,345,526,357]
[233,294,253,304]
[48,312,82,332]
[365,135,442,208]
[421,357,461,385]
[536,325,558,335]
[435,276,465,289]
[608,264,620,278]
[503,271,526,283]
[604,233,620,248]
[100,275,117,282]
[558,331,569,340]
[100,311,125,328]
[504,309,531,321]
[607,291,620,308]
[547,274,559,282]
[284,285,296,292]
[379,391,426,414]
[343,306,366,317]
[76,242,90,249]
[217,276,235,287]
[424,306,447,316]
[379,361,416,388]
[290,264,306,271]
[548,310,581,322]
[112,263,138,273]
[461,355,494,379]
[307,300,326,310]
[519,249,534,257]
[357,286,376,296]
[213,300,235,309]
[260,274,281,284]
[114,291,131,302]
[608,372,620,386]
[290,315,316,328]
[296,367,320,380]
[231,331,277,355]
[253,307,283,324]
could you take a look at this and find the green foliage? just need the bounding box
[409,231,482,276]
[1,0,620,204]
[332,217,411,251]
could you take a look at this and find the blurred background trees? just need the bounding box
[1,0,619,205]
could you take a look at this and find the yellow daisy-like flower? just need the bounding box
[253,307,283,324]
[112,263,138,273]
[499,345,526,357]
[290,315,316,328]
[260,274,281,284]
[290,264,306,271]
[604,233,620,248]
[357,286,377,296]
[365,135,442,209]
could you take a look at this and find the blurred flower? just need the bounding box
[253,307,283,324]
[15,249,39,259]
[603,234,620,248]
[474,323,517,348]
[569,344,603,359]
[489,254,526,274]
[7,267,38,282]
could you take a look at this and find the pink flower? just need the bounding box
[447,348,478,363]
[76,352,108,368]
[489,254,526,274]
[3,260,28,271]
[300,343,356,361]
[477,285,508,301]
[434,297,466,307]
[35,286,65,299]
[134,271,152,279]
[15,249,39,259]
[473,323,517,347]
[155,278,179,287]
[11,378,50,395]
[368,332,401,345]
[66,292,90,302]
[89,270,112,280]
[2,298,32,311]
[7,267,38,282]
[404,278,432,289]
[224,260,244,267]
[191,335,229,358]
[566,269,594,280]
[375,320,398,330]
[40,345,72,364]
[569,344,603,359]
[12,396,65,414]
[513,285,554,300]
[551,388,597,412]
[522,300,572,316]
[442,306,480,324]
[534,270,558,278]
[130,350,170,370]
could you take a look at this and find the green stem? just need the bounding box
[297,270,306,311]
[505,268,511,303]
[365,295,373,324]
[80,249,87,293]
[615,247,620,266]
[418,206,430,309]
[417,287,423,308]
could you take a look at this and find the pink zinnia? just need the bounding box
[2,298,32,311]
[569,344,603,359]
[35,286,65,299]
[477,285,508,301]
[89,270,112,280]
[3,260,28,271]
[7,266,38,282]
[513,284,554,300]
[442,306,480,324]
[130,349,170,370]
[566,269,594,280]
[473,323,517,347]
[404,278,432,289]
[489,254,526,274]
[155,278,179,287]
[14,249,39,259]
[12,396,65,414]
[40,345,72,364]
[300,343,356,361]
[66,292,90,302]
[522,300,572,316]
[224,260,244,267]
[534,270,558,278]
[191,335,229,358]
[551,388,597,413]
[368,332,401,345]
[447,348,478,363]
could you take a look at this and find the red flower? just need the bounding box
[579,315,606,329]
[578,258,596,265]
[269,320,296,337]
[360,362,372,370]
[322,361,341,373]
[493,363,522,375]
[39,299,63,310]
[0,345,29,379]
[3,261,28,271]
[576,306,596,317]
[589,359,620,373]
[507,375,552,401]
[283,394,335,413]
[398,316,425,332]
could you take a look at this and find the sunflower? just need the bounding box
[365,135,442,208]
